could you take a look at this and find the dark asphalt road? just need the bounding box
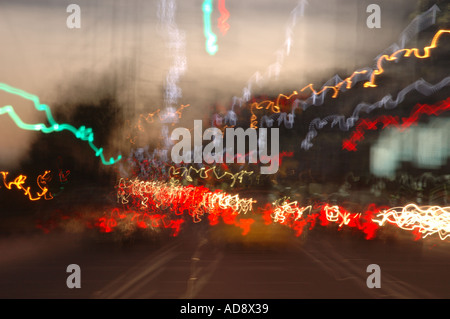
[0,221,449,299]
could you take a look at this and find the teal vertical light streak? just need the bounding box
[202,0,218,55]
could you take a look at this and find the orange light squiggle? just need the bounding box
[126,104,190,144]
[249,91,298,129]
[301,70,369,98]
[302,30,449,95]
[0,170,53,201]
[247,29,449,128]
[364,29,450,88]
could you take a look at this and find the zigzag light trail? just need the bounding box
[0,83,122,165]
[243,28,449,130]
[169,165,253,188]
[302,26,449,99]
[342,98,450,151]
[240,5,444,126]
[296,5,442,109]
[248,91,299,129]
[374,4,441,59]
[223,5,442,125]
[301,76,450,150]
[365,29,450,88]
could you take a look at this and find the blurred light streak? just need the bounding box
[96,208,185,236]
[202,0,218,55]
[0,83,122,165]
[343,97,450,151]
[270,197,311,224]
[373,204,450,240]
[117,177,256,221]
[167,151,293,187]
[37,189,450,241]
[217,0,230,35]
[169,165,253,187]
[298,22,448,105]
[114,176,258,235]
[364,29,450,88]
[319,204,380,240]
[156,0,188,167]
[249,91,298,129]
[125,104,189,144]
[301,70,370,98]
[240,29,449,130]
[321,204,360,227]
[266,200,380,240]
[229,0,308,113]
[158,0,187,108]
[298,5,442,113]
[302,76,450,150]
[0,170,53,201]
[375,4,441,59]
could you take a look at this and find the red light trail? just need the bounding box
[343,97,450,151]
[111,177,450,241]
[217,0,230,35]
[115,177,256,235]
[34,179,450,241]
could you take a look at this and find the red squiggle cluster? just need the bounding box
[36,192,450,241]
[343,97,450,151]
[317,204,381,239]
[261,199,383,240]
[96,179,450,240]
[116,177,256,235]
[96,208,185,237]
[266,200,450,241]
[261,199,319,238]
[33,177,450,241]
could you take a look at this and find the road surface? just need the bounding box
[0,220,448,299]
